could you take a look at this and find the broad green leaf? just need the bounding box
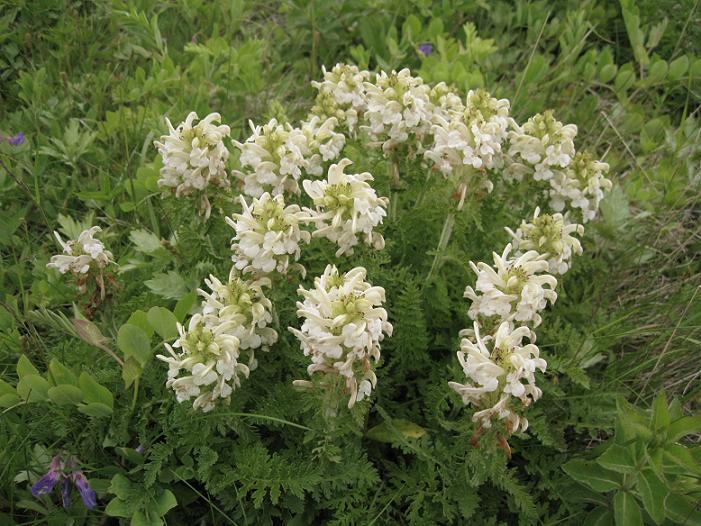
[665,494,701,525]
[77,402,113,417]
[132,509,163,526]
[115,447,144,465]
[563,459,623,492]
[78,372,114,408]
[153,489,177,516]
[668,55,689,81]
[48,359,77,386]
[0,393,21,407]
[127,310,154,338]
[599,63,618,83]
[16,375,50,402]
[145,271,188,300]
[105,497,131,518]
[651,391,670,433]
[366,419,427,443]
[47,385,84,405]
[130,229,162,254]
[174,292,198,322]
[647,60,667,84]
[663,443,701,474]
[668,416,701,442]
[122,357,142,389]
[147,307,178,341]
[17,355,39,378]
[108,474,133,500]
[117,324,153,366]
[637,469,666,525]
[597,444,637,473]
[0,379,15,396]
[614,491,643,526]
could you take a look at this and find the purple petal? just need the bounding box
[418,43,433,56]
[61,477,72,508]
[72,472,97,509]
[8,132,25,146]
[31,471,60,497]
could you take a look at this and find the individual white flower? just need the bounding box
[154,112,231,218]
[505,208,584,275]
[233,119,310,197]
[156,314,249,412]
[464,243,557,327]
[226,193,311,275]
[425,89,510,175]
[299,116,346,175]
[301,159,389,256]
[362,68,433,153]
[47,227,114,275]
[507,110,577,182]
[448,321,546,433]
[549,151,612,222]
[310,64,371,133]
[289,265,393,408]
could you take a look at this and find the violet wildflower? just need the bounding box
[61,478,72,508]
[31,455,62,497]
[418,43,433,56]
[8,132,25,146]
[72,471,97,509]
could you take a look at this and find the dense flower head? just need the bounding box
[234,118,308,197]
[549,150,612,222]
[506,208,584,275]
[311,64,370,118]
[154,112,230,216]
[198,266,278,362]
[449,321,546,433]
[507,110,578,182]
[426,89,510,175]
[362,68,433,152]
[289,265,393,408]
[428,82,465,120]
[464,243,557,328]
[302,159,389,256]
[299,116,346,174]
[47,226,114,275]
[226,193,311,275]
[157,314,249,412]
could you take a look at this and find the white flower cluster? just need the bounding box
[310,64,371,132]
[507,110,577,182]
[506,208,584,275]
[464,243,557,329]
[47,227,114,275]
[449,322,546,433]
[302,159,388,256]
[289,265,393,409]
[234,117,345,198]
[154,112,231,218]
[550,151,612,222]
[226,193,310,275]
[425,89,511,176]
[362,69,433,153]
[199,266,278,363]
[158,267,278,412]
[157,314,249,412]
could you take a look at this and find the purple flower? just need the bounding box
[418,43,433,56]
[8,132,25,146]
[31,456,62,497]
[61,478,72,508]
[72,471,97,509]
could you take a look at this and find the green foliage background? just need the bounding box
[1,0,700,524]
